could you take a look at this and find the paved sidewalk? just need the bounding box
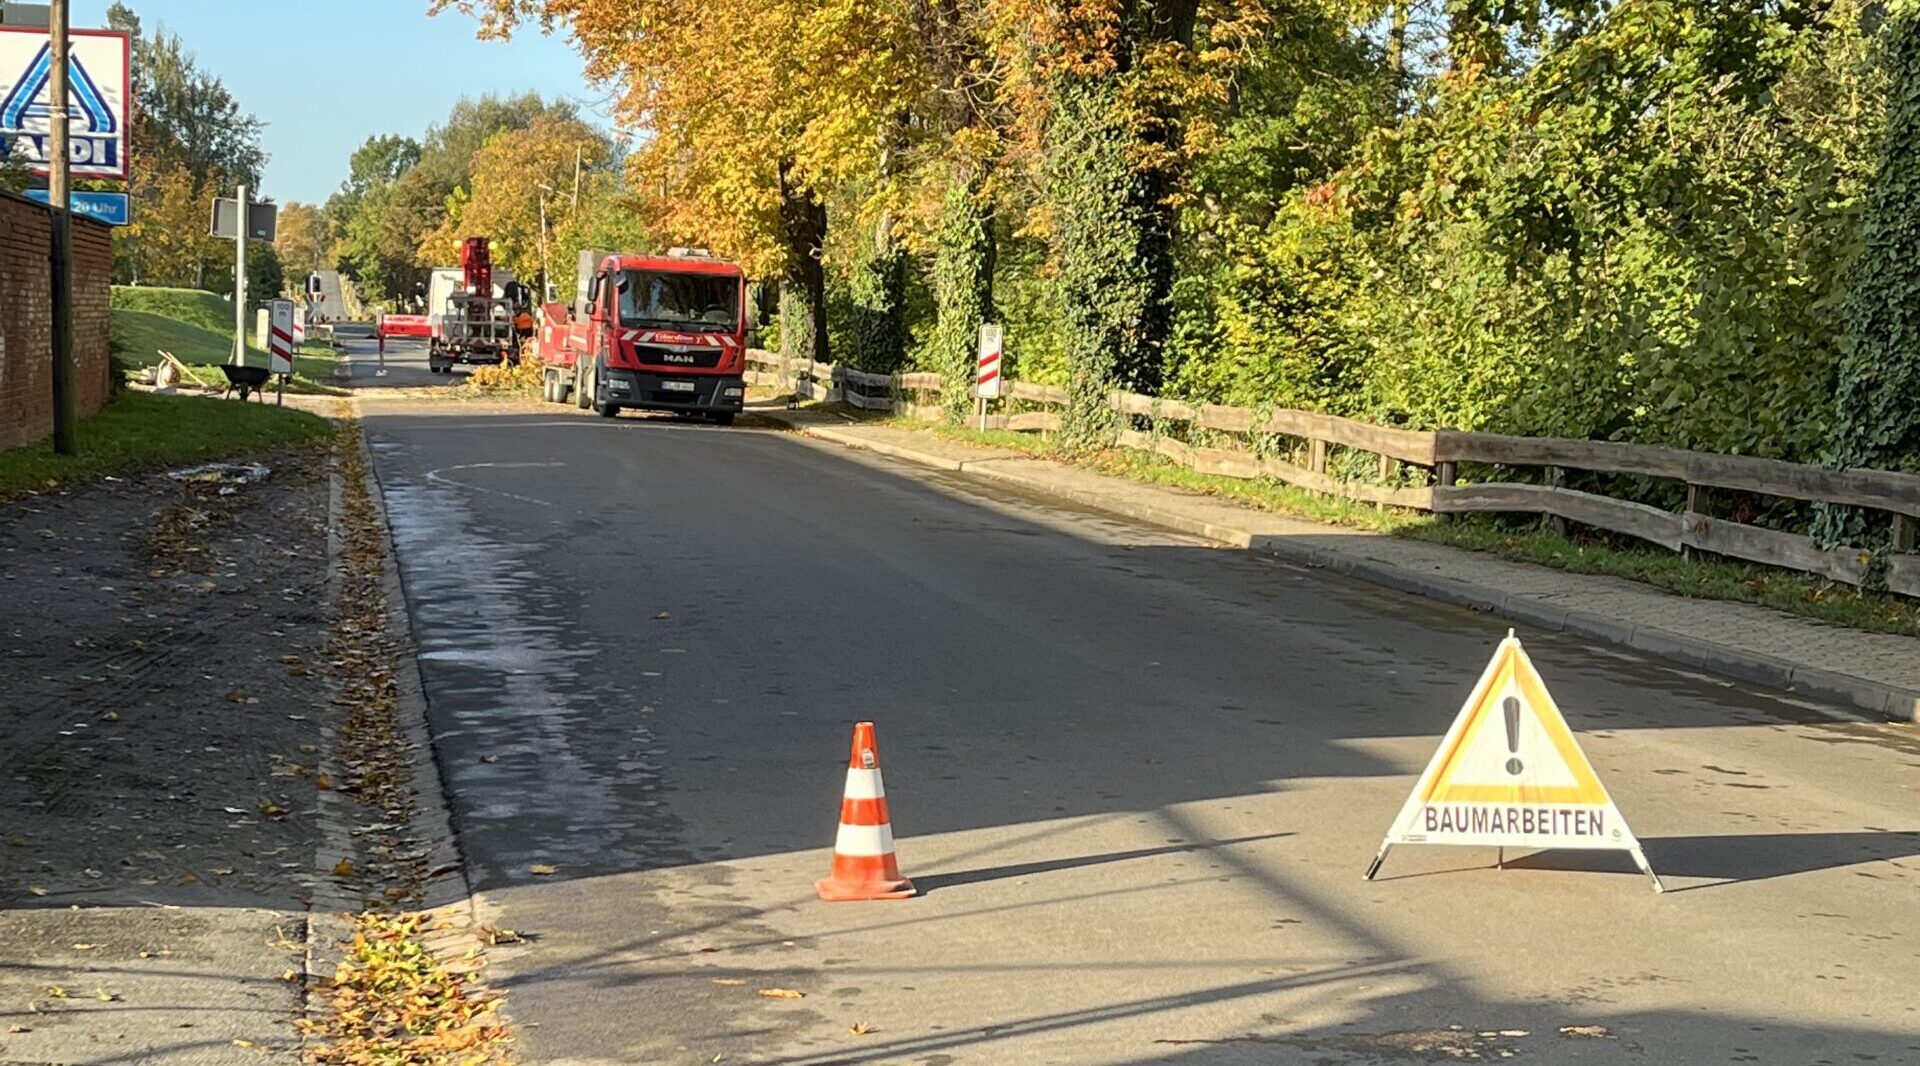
[768,411,1920,723]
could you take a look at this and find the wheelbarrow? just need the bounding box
[219,363,272,401]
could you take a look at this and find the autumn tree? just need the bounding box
[274,202,332,281]
[122,160,220,287]
[420,114,629,295]
[327,135,425,303]
[106,3,267,287]
[436,0,919,368]
[326,96,576,305]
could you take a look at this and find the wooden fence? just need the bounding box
[743,350,1920,597]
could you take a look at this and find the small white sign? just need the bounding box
[267,300,294,375]
[976,323,1003,400]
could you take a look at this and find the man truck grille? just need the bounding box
[635,344,722,369]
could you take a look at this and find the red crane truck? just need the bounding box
[428,237,523,374]
[534,247,749,425]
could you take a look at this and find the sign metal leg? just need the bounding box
[1630,846,1665,894]
[1362,843,1390,881]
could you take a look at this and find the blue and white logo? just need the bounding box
[0,28,130,179]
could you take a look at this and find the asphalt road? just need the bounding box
[336,334,456,389]
[358,400,1920,1065]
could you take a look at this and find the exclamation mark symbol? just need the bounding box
[1503,696,1524,776]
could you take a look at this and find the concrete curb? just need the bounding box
[790,420,1920,724]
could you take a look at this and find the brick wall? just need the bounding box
[0,190,115,451]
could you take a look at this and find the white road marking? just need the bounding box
[424,462,564,508]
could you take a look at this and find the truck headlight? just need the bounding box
[724,387,743,397]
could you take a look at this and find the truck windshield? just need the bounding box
[617,270,739,330]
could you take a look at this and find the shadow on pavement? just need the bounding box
[912,832,1295,894]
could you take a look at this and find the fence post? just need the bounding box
[1683,484,1704,560]
[1543,465,1567,536]
[1894,513,1917,554]
[1309,438,1328,475]
[1375,454,1397,513]
[1434,461,1456,523]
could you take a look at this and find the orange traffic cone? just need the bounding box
[816,722,916,901]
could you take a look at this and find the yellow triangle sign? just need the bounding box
[1365,632,1663,891]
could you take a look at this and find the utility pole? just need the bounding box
[233,184,247,364]
[48,0,75,455]
[537,183,554,303]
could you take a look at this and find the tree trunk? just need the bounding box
[1386,1,1410,115]
[777,160,828,367]
[931,170,994,420]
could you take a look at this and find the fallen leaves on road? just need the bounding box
[757,988,805,1000]
[849,1022,874,1035]
[300,912,511,1065]
[528,864,558,876]
[325,411,430,909]
[710,978,746,986]
[291,414,516,1063]
[6,1024,28,1033]
[1559,1025,1612,1038]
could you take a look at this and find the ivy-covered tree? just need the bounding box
[1816,0,1920,550]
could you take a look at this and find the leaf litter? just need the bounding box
[296,410,514,1064]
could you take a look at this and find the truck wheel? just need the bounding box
[542,370,558,403]
[574,364,591,410]
[594,361,619,418]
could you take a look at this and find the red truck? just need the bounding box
[534,247,749,425]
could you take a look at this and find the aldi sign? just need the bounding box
[0,26,131,180]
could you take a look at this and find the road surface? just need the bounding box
[357,399,1920,1065]
[336,334,455,389]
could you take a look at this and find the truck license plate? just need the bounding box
[662,380,695,392]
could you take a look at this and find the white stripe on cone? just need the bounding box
[841,768,885,800]
[834,821,896,858]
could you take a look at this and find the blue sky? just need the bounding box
[71,1,609,204]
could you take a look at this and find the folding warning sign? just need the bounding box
[1364,631,1663,892]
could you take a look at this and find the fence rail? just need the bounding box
[743,350,1920,597]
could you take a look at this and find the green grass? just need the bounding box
[905,418,1920,637]
[110,285,238,333]
[0,391,333,500]
[111,296,342,395]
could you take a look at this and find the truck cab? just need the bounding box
[535,248,749,425]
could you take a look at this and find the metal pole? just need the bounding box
[233,184,247,365]
[538,194,550,300]
[49,0,75,455]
